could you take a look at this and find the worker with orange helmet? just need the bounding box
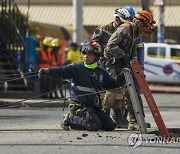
[134,10,156,35]
[105,10,156,130]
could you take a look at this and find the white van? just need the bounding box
[144,43,180,85]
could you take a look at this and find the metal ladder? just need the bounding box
[123,68,147,134]
[130,59,171,138]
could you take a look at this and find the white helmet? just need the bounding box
[114,8,131,23]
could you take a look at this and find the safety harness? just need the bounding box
[129,23,136,58]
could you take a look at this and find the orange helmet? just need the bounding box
[135,10,156,28]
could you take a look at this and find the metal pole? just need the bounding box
[141,0,149,10]
[141,0,151,42]
[72,0,83,45]
[157,1,165,43]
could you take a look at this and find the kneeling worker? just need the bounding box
[38,40,125,131]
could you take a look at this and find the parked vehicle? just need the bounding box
[144,43,180,85]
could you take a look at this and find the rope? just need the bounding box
[0,71,126,108]
[0,74,38,84]
[0,71,37,77]
[0,84,126,108]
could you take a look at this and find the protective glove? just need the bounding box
[38,68,50,78]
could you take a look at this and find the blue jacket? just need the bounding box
[137,35,145,68]
[49,63,124,107]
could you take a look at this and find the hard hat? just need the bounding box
[81,40,101,57]
[114,8,131,23]
[124,6,135,18]
[135,10,156,28]
[42,37,51,47]
[51,38,59,47]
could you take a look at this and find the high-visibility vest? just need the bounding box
[51,52,63,67]
[38,49,51,69]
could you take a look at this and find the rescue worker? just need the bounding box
[50,38,64,99]
[102,7,148,128]
[92,8,131,55]
[113,7,149,127]
[124,6,146,69]
[38,40,125,131]
[105,10,156,130]
[37,37,52,98]
[66,42,84,64]
[91,8,131,127]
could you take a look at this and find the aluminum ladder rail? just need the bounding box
[123,68,147,134]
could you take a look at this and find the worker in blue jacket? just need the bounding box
[38,40,125,131]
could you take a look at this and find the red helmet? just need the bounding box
[81,40,101,56]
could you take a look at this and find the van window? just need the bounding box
[147,47,166,58]
[171,48,180,60]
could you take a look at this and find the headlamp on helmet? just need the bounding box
[135,10,156,27]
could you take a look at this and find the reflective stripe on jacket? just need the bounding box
[48,63,123,107]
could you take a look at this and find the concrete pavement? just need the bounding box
[0,93,180,154]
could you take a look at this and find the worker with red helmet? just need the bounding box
[38,40,125,131]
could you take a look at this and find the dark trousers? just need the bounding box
[68,109,116,131]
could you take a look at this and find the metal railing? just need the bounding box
[0,0,28,72]
[0,0,30,92]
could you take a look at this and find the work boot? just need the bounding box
[112,109,128,128]
[127,107,138,130]
[128,122,139,131]
[128,122,151,130]
[61,114,70,131]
